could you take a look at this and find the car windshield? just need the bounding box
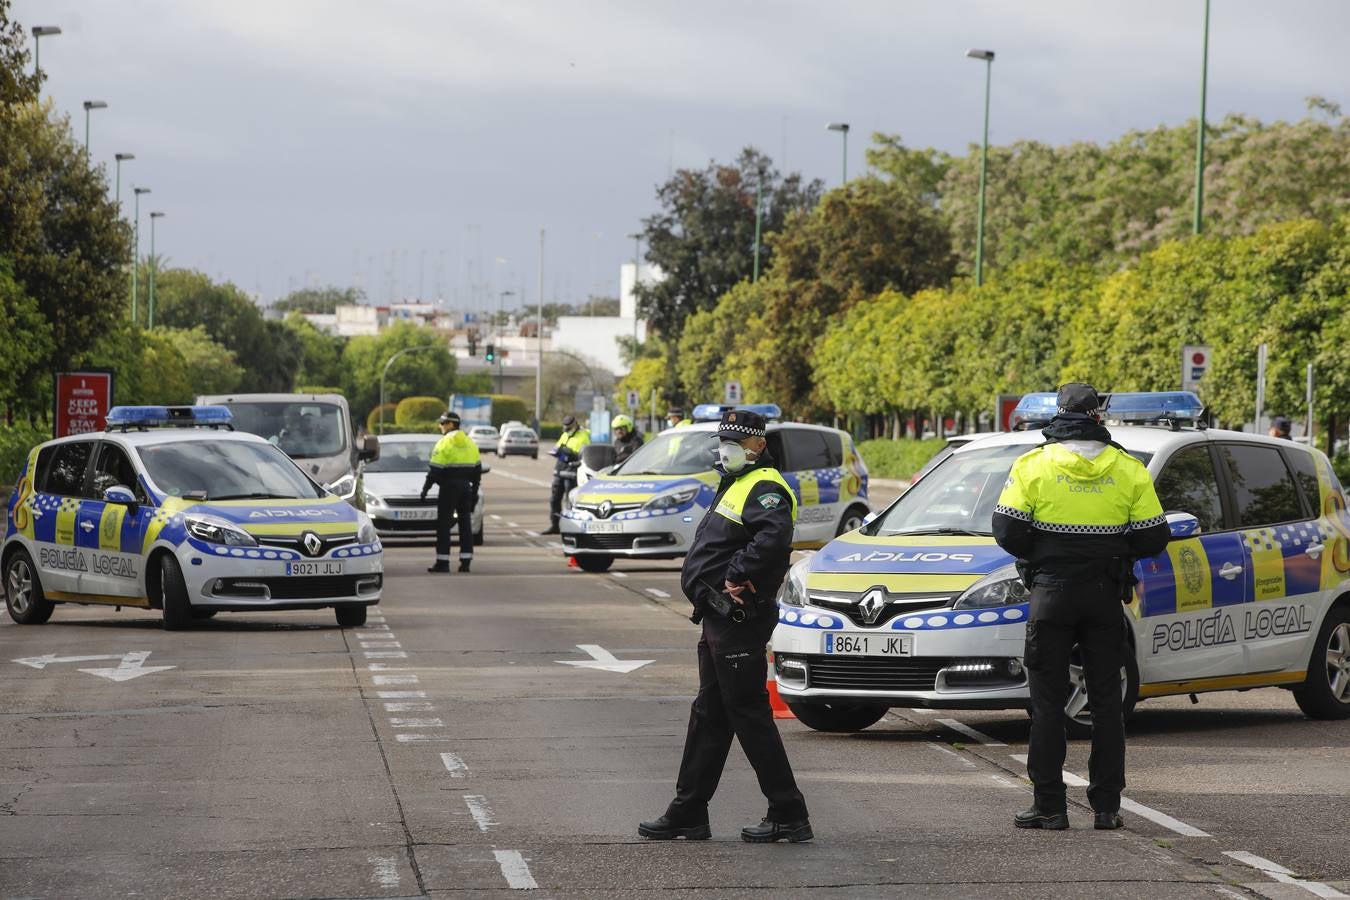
[868,442,1153,536]
[137,440,325,501]
[366,440,435,473]
[220,401,347,459]
[614,430,714,476]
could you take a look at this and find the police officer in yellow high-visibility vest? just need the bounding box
[543,414,590,534]
[420,410,481,573]
[640,408,812,845]
[993,383,1169,831]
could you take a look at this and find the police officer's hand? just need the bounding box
[724,579,756,604]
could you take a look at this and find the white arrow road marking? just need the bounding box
[555,644,653,674]
[15,651,175,682]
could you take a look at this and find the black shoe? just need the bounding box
[740,817,813,843]
[458,560,471,573]
[426,562,450,573]
[638,815,710,841]
[542,525,560,535]
[1014,806,1069,830]
[1094,811,1124,830]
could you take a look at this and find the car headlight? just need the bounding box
[953,563,1029,609]
[326,474,357,499]
[643,486,699,511]
[357,513,377,545]
[184,514,257,547]
[363,491,385,509]
[777,556,811,607]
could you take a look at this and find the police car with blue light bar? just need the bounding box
[3,406,382,629]
[772,391,1350,733]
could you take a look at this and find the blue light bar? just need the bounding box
[106,405,234,430]
[1010,393,1058,430]
[1103,392,1205,424]
[690,403,784,422]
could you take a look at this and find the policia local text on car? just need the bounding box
[640,408,812,845]
[993,383,1169,831]
[420,411,481,573]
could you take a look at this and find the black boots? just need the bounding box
[426,562,449,573]
[740,818,814,843]
[1014,806,1069,830]
[458,560,471,573]
[1094,811,1124,830]
[638,815,710,841]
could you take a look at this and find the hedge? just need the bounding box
[856,438,946,481]
[489,395,529,428]
[373,420,440,436]
[366,403,398,434]
[0,425,49,489]
[396,396,444,426]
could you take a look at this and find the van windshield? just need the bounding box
[614,431,715,476]
[221,402,347,459]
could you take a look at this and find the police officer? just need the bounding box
[1269,415,1293,440]
[611,414,643,465]
[420,411,481,573]
[992,383,1169,831]
[640,409,811,844]
[543,414,590,534]
[666,407,692,429]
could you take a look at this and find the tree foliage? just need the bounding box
[284,312,346,388]
[272,285,365,315]
[340,322,456,424]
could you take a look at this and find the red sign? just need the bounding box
[54,371,114,437]
[995,394,1021,432]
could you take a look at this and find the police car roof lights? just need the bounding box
[690,403,783,422]
[105,405,235,432]
[1102,391,1206,430]
[1009,393,1058,430]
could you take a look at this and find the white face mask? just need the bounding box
[717,440,756,473]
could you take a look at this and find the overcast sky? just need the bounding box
[16,0,1348,314]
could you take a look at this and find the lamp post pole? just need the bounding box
[32,25,61,78]
[1193,0,1212,235]
[627,231,642,344]
[752,168,765,282]
[535,229,544,430]
[379,344,441,435]
[149,212,165,328]
[497,290,514,394]
[132,187,150,324]
[965,49,996,286]
[826,122,850,183]
[82,100,107,161]
[114,153,134,211]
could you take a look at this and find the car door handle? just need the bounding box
[79,520,95,532]
[1218,562,1242,580]
[1305,542,1325,559]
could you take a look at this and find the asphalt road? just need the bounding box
[1,453,1347,898]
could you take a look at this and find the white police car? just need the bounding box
[773,392,1350,732]
[2,406,382,629]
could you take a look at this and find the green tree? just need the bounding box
[85,323,192,406]
[0,257,52,422]
[340,322,456,422]
[0,1,40,114]
[272,285,365,315]
[284,312,346,388]
[156,325,244,396]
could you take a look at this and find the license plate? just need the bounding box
[822,632,912,656]
[393,509,436,521]
[587,521,623,534]
[286,561,344,576]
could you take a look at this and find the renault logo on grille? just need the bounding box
[302,531,324,557]
[857,588,887,625]
[597,499,614,519]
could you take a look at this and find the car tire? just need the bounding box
[575,555,613,573]
[532,453,538,460]
[784,701,887,733]
[159,554,192,631]
[1055,639,1140,739]
[1292,604,1350,720]
[836,504,870,537]
[335,605,368,628]
[4,548,55,625]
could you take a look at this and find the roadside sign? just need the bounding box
[1182,345,1212,392]
[54,370,114,436]
[450,394,492,426]
[592,393,606,412]
[626,389,641,410]
[724,381,742,405]
[995,393,1021,432]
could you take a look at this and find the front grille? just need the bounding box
[809,591,957,628]
[374,519,438,532]
[571,532,676,551]
[382,497,429,508]
[787,654,951,692]
[256,533,358,556]
[574,501,644,518]
[217,574,382,600]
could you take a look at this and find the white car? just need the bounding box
[497,426,539,459]
[2,405,382,630]
[468,425,499,455]
[362,434,486,544]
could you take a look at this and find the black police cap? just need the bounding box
[1056,383,1103,415]
[438,410,460,425]
[717,408,767,439]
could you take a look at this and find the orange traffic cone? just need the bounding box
[765,652,795,719]
[567,556,580,569]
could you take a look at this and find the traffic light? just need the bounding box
[485,343,496,363]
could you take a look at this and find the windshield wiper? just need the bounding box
[208,492,301,501]
[884,527,991,537]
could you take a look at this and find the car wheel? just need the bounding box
[4,549,55,625]
[575,555,613,573]
[1292,604,1350,720]
[335,605,368,628]
[785,701,887,733]
[1058,642,1139,739]
[159,554,192,631]
[532,453,538,460]
[836,504,870,536]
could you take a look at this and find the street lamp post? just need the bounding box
[31,25,60,77]
[82,101,107,160]
[114,153,134,211]
[752,168,765,282]
[535,229,544,431]
[1193,0,1212,235]
[497,290,514,394]
[132,187,150,324]
[627,231,642,344]
[826,122,850,183]
[965,48,995,287]
[149,212,165,328]
[379,344,442,435]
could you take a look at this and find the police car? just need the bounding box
[2,406,383,630]
[560,404,871,573]
[772,392,1350,732]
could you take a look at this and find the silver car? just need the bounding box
[497,425,539,459]
[362,434,486,544]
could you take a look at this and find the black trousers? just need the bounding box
[665,614,808,824]
[434,479,475,562]
[1025,579,1127,814]
[548,473,574,527]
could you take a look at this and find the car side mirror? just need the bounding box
[359,433,380,462]
[103,484,139,514]
[1166,511,1200,539]
[862,510,879,526]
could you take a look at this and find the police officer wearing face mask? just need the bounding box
[544,414,590,534]
[993,383,1169,831]
[420,411,481,573]
[640,409,812,845]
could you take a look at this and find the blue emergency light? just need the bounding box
[105,405,234,431]
[1103,391,1205,427]
[690,403,783,422]
[1009,393,1058,430]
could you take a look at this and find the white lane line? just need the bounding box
[1009,754,1210,838]
[908,707,936,715]
[936,718,1007,747]
[388,717,444,728]
[358,623,391,631]
[508,521,521,527]
[547,541,564,550]
[525,530,540,537]
[490,514,502,521]
[925,742,976,769]
[377,690,426,699]
[989,774,1021,789]
[367,663,407,671]
[645,588,671,599]
[463,794,497,831]
[611,572,628,579]
[1212,889,1248,900]
[383,701,435,712]
[1224,851,1348,898]
[493,849,539,890]
[367,855,400,889]
[395,734,451,743]
[364,651,408,659]
[360,642,403,649]
[440,752,468,777]
[372,674,418,685]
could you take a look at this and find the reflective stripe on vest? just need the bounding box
[714,467,798,525]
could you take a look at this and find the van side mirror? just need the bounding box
[1166,511,1200,539]
[103,484,139,514]
[359,433,380,462]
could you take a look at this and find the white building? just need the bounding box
[550,262,658,376]
[335,304,385,337]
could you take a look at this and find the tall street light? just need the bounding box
[826,122,850,184]
[1193,0,1212,235]
[132,187,150,324]
[114,153,134,211]
[149,212,165,328]
[751,167,766,283]
[965,48,995,287]
[627,231,643,344]
[31,25,60,78]
[82,101,107,160]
